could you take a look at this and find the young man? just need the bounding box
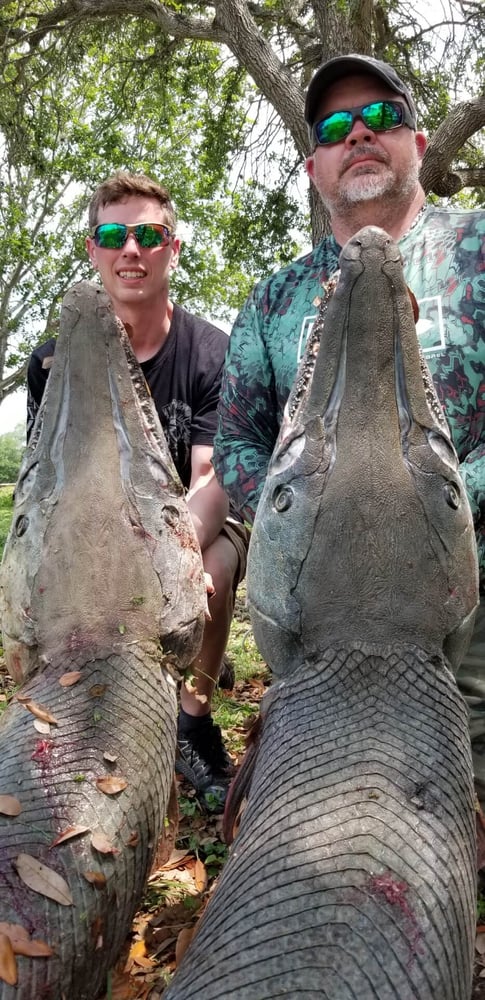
[27,171,249,812]
[213,55,485,798]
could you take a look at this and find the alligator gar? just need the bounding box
[0,281,206,999]
[165,227,479,999]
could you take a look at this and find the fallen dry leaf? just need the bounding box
[102,966,150,999]
[0,795,22,817]
[127,831,140,848]
[132,955,154,970]
[91,830,120,855]
[96,777,128,795]
[83,871,107,888]
[175,926,195,968]
[59,671,82,687]
[0,932,17,986]
[89,684,108,698]
[15,854,73,906]
[20,700,59,725]
[248,677,266,696]
[159,849,193,872]
[127,939,147,964]
[91,916,104,945]
[103,752,117,764]
[194,859,208,893]
[0,924,53,958]
[33,719,51,735]
[49,826,90,849]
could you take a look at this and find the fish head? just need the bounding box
[0,282,206,681]
[247,226,479,677]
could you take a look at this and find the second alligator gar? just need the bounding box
[166,228,479,1000]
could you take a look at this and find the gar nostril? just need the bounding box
[444,482,460,509]
[273,485,294,512]
[15,515,28,537]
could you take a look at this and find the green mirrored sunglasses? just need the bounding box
[92,222,174,249]
[312,100,415,146]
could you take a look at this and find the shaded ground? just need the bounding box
[1,585,485,996]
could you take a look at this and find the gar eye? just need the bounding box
[444,483,460,509]
[273,485,294,512]
[15,515,28,537]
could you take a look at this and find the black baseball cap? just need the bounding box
[305,54,417,132]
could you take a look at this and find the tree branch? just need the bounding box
[420,95,485,194]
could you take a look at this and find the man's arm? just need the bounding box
[460,445,485,591]
[186,444,229,553]
[26,341,56,443]
[213,291,280,526]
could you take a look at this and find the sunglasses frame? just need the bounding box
[91,222,175,249]
[312,100,415,147]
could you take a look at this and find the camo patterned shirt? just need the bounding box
[213,205,485,582]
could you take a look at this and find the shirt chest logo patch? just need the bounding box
[299,294,446,363]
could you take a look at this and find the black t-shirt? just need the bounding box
[27,303,229,492]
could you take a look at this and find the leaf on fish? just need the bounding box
[19,699,59,725]
[90,830,120,855]
[0,932,17,986]
[127,830,139,847]
[49,825,91,849]
[96,776,128,795]
[91,916,103,950]
[15,854,74,906]
[59,671,82,687]
[0,795,22,817]
[0,923,53,957]
[89,684,107,698]
[83,870,107,888]
[33,719,51,735]
[103,751,118,764]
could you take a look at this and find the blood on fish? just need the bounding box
[31,740,55,762]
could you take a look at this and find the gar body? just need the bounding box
[0,281,206,999]
[165,227,479,1000]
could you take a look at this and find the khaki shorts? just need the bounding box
[221,518,251,590]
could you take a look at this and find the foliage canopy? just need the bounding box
[0,0,483,404]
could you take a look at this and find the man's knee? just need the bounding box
[202,522,249,599]
[202,534,240,605]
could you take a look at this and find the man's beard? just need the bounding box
[322,154,420,214]
[340,168,396,204]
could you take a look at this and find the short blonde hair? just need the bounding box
[88,171,176,232]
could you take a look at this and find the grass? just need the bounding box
[0,485,14,555]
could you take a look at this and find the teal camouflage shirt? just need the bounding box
[213,205,485,582]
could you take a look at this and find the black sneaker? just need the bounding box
[217,655,235,691]
[176,715,234,813]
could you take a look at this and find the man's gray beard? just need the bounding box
[324,164,419,213]
[341,172,394,204]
